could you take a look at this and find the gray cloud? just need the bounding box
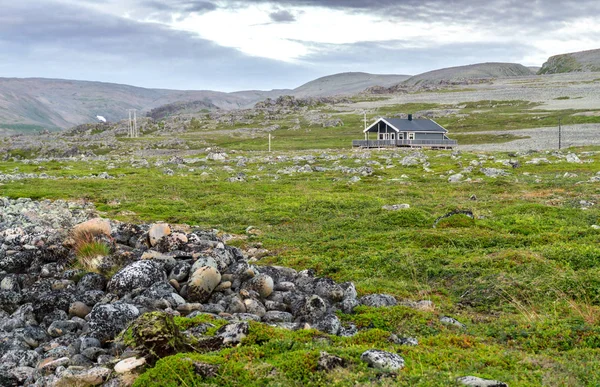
[269,10,296,23]
[0,1,316,91]
[239,0,600,33]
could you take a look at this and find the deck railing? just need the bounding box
[352,139,458,148]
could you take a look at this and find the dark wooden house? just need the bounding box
[352,115,457,149]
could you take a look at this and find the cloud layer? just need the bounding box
[1,0,599,91]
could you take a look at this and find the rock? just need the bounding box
[188,266,221,303]
[382,204,410,210]
[47,320,80,337]
[190,256,218,273]
[76,273,107,292]
[448,173,464,183]
[457,376,508,387]
[245,274,274,299]
[317,351,346,371]
[193,362,220,378]
[299,295,327,319]
[440,316,466,328]
[389,334,418,346]
[69,301,92,318]
[107,260,165,296]
[56,366,111,386]
[243,299,266,317]
[73,218,111,238]
[360,349,405,371]
[148,223,171,246]
[169,262,191,282]
[401,156,419,166]
[313,314,341,335]
[114,357,146,374]
[566,153,581,163]
[87,302,140,343]
[38,356,70,374]
[216,322,249,345]
[359,294,397,307]
[262,311,293,324]
[480,168,508,178]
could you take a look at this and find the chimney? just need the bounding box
[408,114,413,121]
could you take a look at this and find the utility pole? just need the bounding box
[558,117,562,150]
[128,109,138,138]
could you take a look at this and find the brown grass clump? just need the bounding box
[71,221,112,272]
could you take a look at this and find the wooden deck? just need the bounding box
[352,139,458,149]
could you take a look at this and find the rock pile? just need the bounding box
[0,197,404,385]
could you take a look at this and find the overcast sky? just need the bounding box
[1,0,599,91]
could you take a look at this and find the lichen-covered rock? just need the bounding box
[73,218,111,237]
[190,256,218,273]
[312,314,341,335]
[187,266,221,303]
[440,316,466,328]
[107,261,165,296]
[87,303,139,343]
[262,311,293,324]
[359,294,397,307]
[317,351,346,371]
[245,274,274,299]
[216,322,249,345]
[360,349,405,371]
[56,366,111,386]
[76,273,107,292]
[122,312,184,358]
[148,223,171,247]
[457,376,509,387]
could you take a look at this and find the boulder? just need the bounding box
[73,218,111,238]
[107,261,165,296]
[187,266,221,303]
[359,294,397,307]
[87,303,139,343]
[360,349,405,371]
[148,223,171,247]
[246,274,274,299]
[216,322,249,345]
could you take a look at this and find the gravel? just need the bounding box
[458,124,600,151]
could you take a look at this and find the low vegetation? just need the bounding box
[1,145,600,384]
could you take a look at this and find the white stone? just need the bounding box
[114,357,146,374]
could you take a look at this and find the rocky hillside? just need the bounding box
[292,72,411,97]
[0,78,288,131]
[538,48,600,74]
[403,62,532,86]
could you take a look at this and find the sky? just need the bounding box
[1,0,599,92]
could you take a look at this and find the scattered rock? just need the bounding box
[188,266,222,303]
[114,357,146,374]
[148,223,171,246]
[317,351,346,371]
[457,375,509,387]
[360,349,405,371]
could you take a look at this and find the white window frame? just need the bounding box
[390,133,395,140]
[398,133,404,140]
[408,133,415,140]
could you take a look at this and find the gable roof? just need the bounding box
[364,117,447,133]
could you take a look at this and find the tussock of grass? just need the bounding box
[71,229,111,272]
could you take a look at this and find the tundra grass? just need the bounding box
[1,148,600,385]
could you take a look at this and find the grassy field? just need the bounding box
[2,146,600,385]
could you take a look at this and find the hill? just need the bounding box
[0,78,288,131]
[292,72,411,97]
[404,62,533,86]
[538,48,600,74]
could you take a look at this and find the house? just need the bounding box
[352,115,457,149]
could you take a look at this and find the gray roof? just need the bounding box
[366,117,447,133]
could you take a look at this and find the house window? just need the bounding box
[408,133,415,140]
[398,133,404,140]
[379,133,384,140]
[391,133,395,140]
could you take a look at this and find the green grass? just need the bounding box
[3,134,600,384]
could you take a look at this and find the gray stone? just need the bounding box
[187,266,221,303]
[440,316,466,328]
[87,302,140,343]
[457,376,508,387]
[262,311,293,323]
[107,261,165,296]
[216,322,249,345]
[359,294,397,307]
[360,349,405,371]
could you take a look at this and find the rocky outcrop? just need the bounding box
[0,197,408,385]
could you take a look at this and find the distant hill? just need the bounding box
[404,63,533,86]
[538,48,600,74]
[292,72,411,97]
[0,78,288,131]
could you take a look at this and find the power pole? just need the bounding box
[558,117,562,150]
[128,109,138,138]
